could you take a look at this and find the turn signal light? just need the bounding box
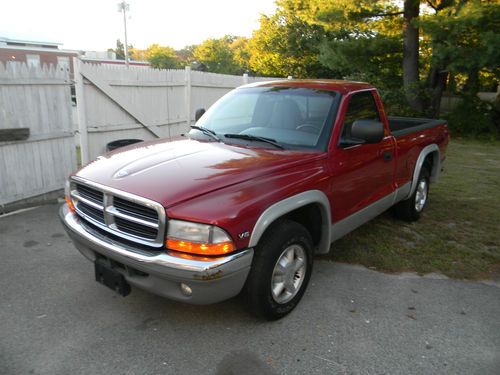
[166,239,235,256]
[65,196,75,212]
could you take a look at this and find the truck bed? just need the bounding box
[388,116,447,137]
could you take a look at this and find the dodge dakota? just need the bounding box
[60,80,449,320]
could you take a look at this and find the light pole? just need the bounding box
[117,1,130,67]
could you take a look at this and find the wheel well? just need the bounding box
[248,191,331,253]
[281,203,322,249]
[424,153,433,172]
[423,151,439,182]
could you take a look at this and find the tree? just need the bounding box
[142,44,179,69]
[193,36,242,74]
[402,0,422,111]
[318,34,402,86]
[277,0,471,115]
[420,0,500,131]
[249,5,337,78]
[176,45,196,66]
[420,1,500,94]
[108,39,133,60]
[277,0,422,106]
[244,0,498,133]
[231,37,251,73]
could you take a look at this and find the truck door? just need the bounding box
[330,90,396,223]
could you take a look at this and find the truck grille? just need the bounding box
[69,179,166,247]
[113,196,158,222]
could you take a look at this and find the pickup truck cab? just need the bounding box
[60,80,449,320]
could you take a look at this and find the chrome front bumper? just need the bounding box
[59,204,254,304]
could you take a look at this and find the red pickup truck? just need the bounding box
[60,80,449,320]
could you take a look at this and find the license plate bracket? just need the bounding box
[94,259,131,297]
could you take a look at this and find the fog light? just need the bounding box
[180,283,192,296]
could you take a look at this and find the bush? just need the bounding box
[445,94,499,138]
[379,87,423,117]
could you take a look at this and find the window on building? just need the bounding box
[26,54,40,67]
[57,56,70,71]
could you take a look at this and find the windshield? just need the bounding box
[192,86,339,150]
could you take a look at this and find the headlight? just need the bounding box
[166,220,235,256]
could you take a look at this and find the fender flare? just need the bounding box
[248,190,332,254]
[407,144,440,199]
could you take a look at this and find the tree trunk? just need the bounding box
[427,67,448,117]
[403,0,422,112]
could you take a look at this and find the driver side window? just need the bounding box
[341,91,381,142]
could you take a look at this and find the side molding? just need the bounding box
[248,190,332,254]
[330,191,396,243]
[407,144,440,199]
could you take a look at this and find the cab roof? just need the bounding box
[241,79,374,95]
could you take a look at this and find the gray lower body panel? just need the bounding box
[59,204,253,304]
[330,182,411,243]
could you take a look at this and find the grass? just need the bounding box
[322,139,500,280]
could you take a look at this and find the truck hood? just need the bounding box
[75,138,324,207]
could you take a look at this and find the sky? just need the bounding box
[0,0,277,51]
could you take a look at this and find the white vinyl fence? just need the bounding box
[0,62,75,210]
[75,59,275,163]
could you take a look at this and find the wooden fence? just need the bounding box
[0,62,75,210]
[75,59,274,163]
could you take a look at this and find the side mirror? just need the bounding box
[195,108,206,122]
[351,120,384,144]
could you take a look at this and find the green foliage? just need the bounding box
[249,7,337,78]
[279,0,402,33]
[231,37,251,73]
[142,44,179,69]
[262,0,411,95]
[193,36,242,75]
[418,1,500,136]
[130,44,179,69]
[176,45,196,66]
[290,0,420,113]
[378,85,423,117]
[445,94,499,138]
[420,1,500,91]
[319,35,402,88]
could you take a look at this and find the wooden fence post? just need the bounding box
[74,57,89,165]
[185,66,192,128]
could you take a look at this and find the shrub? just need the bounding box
[445,94,499,139]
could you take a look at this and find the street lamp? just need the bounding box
[117,1,130,67]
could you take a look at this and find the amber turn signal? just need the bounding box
[166,239,235,256]
[65,196,75,212]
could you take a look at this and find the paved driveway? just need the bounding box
[1,204,499,375]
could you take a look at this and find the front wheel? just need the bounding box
[394,167,430,221]
[245,220,313,320]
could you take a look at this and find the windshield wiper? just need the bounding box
[190,125,221,142]
[224,133,284,149]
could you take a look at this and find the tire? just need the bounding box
[394,166,430,222]
[245,220,313,320]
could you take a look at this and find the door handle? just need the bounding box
[383,151,393,161]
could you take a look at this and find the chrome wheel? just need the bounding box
[415,178,428,212]
[271,244,307,304]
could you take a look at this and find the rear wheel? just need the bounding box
[394,167,430,221]
[245,220,313,320]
